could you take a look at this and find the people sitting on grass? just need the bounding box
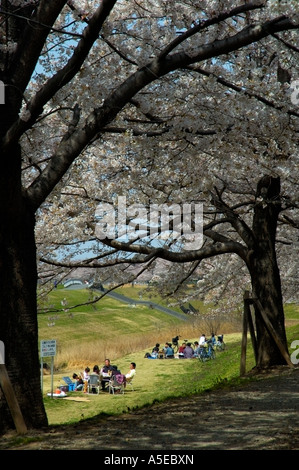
[91,365,100,376]
[89,365,101,393]
[210,333,217,346]
[164,342,174,358]
[150,343,160,358]
[145,343,163,359]
[109,365,126,392]
[100,358,115,391]
[178,342,186,358]
[193,341,201,357]
[217,334,224,345]
[125,362,136,387]
[183,342,194,358]
[72,373,84,391]
[199,334,206,346]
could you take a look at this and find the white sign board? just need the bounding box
[41,340,56,357]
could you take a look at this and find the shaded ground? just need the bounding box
[1,365,298,451]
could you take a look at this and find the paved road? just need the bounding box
[65,280,187,321]
[100,289,187,321]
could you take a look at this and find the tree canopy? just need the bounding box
[0,0,298,433]
[20,0,298,305]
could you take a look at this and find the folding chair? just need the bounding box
[108,375,125,394]
[88,374,100,394]
[126,375,135,391]
[62,376,76,391]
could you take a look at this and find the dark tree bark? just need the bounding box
[0,143,48,435]
[247,176,288,368]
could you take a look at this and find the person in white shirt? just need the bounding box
[125,362,136,388]
[83,367,90,393]
[199,334,206,346]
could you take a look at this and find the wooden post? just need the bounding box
[247,303,258,364]
[254,298,294,368]
[0,364,27,434]
[240,292,250,376]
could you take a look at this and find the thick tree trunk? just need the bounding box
[0,143,48,434]
[247,176,288,368]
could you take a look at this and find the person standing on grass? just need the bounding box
[83,367,90,393]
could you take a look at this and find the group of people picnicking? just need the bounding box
[145,333,224,359]
[72,359,136,393]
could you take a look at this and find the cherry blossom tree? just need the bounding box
[0,0,298,433]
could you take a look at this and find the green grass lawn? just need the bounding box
[38,287,299,428]
[285,302,299,321]
[42,333,248,426]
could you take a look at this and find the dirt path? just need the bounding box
[1,366,298,451]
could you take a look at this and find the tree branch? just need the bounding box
[101,236,248,264]
[24,12,299,211]
[158,1,266,61]
[189,66,299,119]
[8,0,68,94]
[3,0,117,148]
[210,189,255,249]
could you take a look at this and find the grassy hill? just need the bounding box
[38,286,190,367]
[38,286,299,366]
